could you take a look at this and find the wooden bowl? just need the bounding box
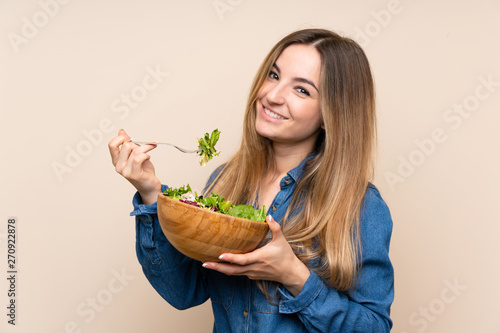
[157,194,269,262]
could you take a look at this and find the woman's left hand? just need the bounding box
[202,215,310,297]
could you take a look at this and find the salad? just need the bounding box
[197,129,221,167]
[164,184,266,222]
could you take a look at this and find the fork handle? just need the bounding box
[130,140,200,154]
[130,140,171,146]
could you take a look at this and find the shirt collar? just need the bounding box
[286,152,317,182]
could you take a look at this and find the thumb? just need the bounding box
[266,215,282,240]
[119,129,131,140]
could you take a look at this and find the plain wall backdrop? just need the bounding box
[1,0,499,332]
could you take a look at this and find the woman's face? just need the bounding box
[255,44,322,151]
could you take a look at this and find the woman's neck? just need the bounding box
[258,141,314,209]
[270,141,313,178]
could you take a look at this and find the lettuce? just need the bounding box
[163,184,266,222]
[163,184,193,200]
[226,205,267,222]
[197,129,221,167]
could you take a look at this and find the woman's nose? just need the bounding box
[265,83,286,105]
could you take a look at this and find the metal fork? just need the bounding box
[130,141,200,154]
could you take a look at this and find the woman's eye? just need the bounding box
[296,87,310,96]
[268,71,279,80]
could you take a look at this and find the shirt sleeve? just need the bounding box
[277,185,394,332]
[130,185,210,310]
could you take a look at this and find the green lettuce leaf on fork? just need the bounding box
[197,129,221,167]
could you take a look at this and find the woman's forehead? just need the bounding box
[275,44,321,86]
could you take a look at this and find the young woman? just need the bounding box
[109,29,394,332]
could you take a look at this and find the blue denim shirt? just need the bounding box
[130,158,394,332]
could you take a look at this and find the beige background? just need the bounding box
[1,0,499,332]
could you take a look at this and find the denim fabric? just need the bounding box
[130,157,394,332]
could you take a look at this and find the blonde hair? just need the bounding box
[207,29,376,292]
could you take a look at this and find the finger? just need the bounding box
[266,215,283,240]
[108,136,127,165]
[218,251,258,266]
[114,141,136,172]
[108,129,131,165]
[202,261,253,276]
[137,143,157,154]
[118,129,131,139]
[217,216,281,265]
[121,144,156,177]
[130,151,152,176]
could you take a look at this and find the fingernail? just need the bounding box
[267,215,272,221]
[202,263,208,267]
[218,254,224,260]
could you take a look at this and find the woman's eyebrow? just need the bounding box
[273,63,319,93]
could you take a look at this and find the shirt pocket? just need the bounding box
[253,282,280,314]
[140,221,162,265]
[207,272,235,310]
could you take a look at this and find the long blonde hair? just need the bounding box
[207,29,376,292]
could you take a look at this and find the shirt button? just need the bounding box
[271,205,277,211]
[243,310,248,318]
[284,179,290,185]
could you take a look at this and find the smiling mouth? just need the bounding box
[264,107,286,120]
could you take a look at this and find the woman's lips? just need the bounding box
[263,106,286,120]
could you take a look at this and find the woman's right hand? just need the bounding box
[108,129,162,205]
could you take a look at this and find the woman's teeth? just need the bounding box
[264,108,285,120]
